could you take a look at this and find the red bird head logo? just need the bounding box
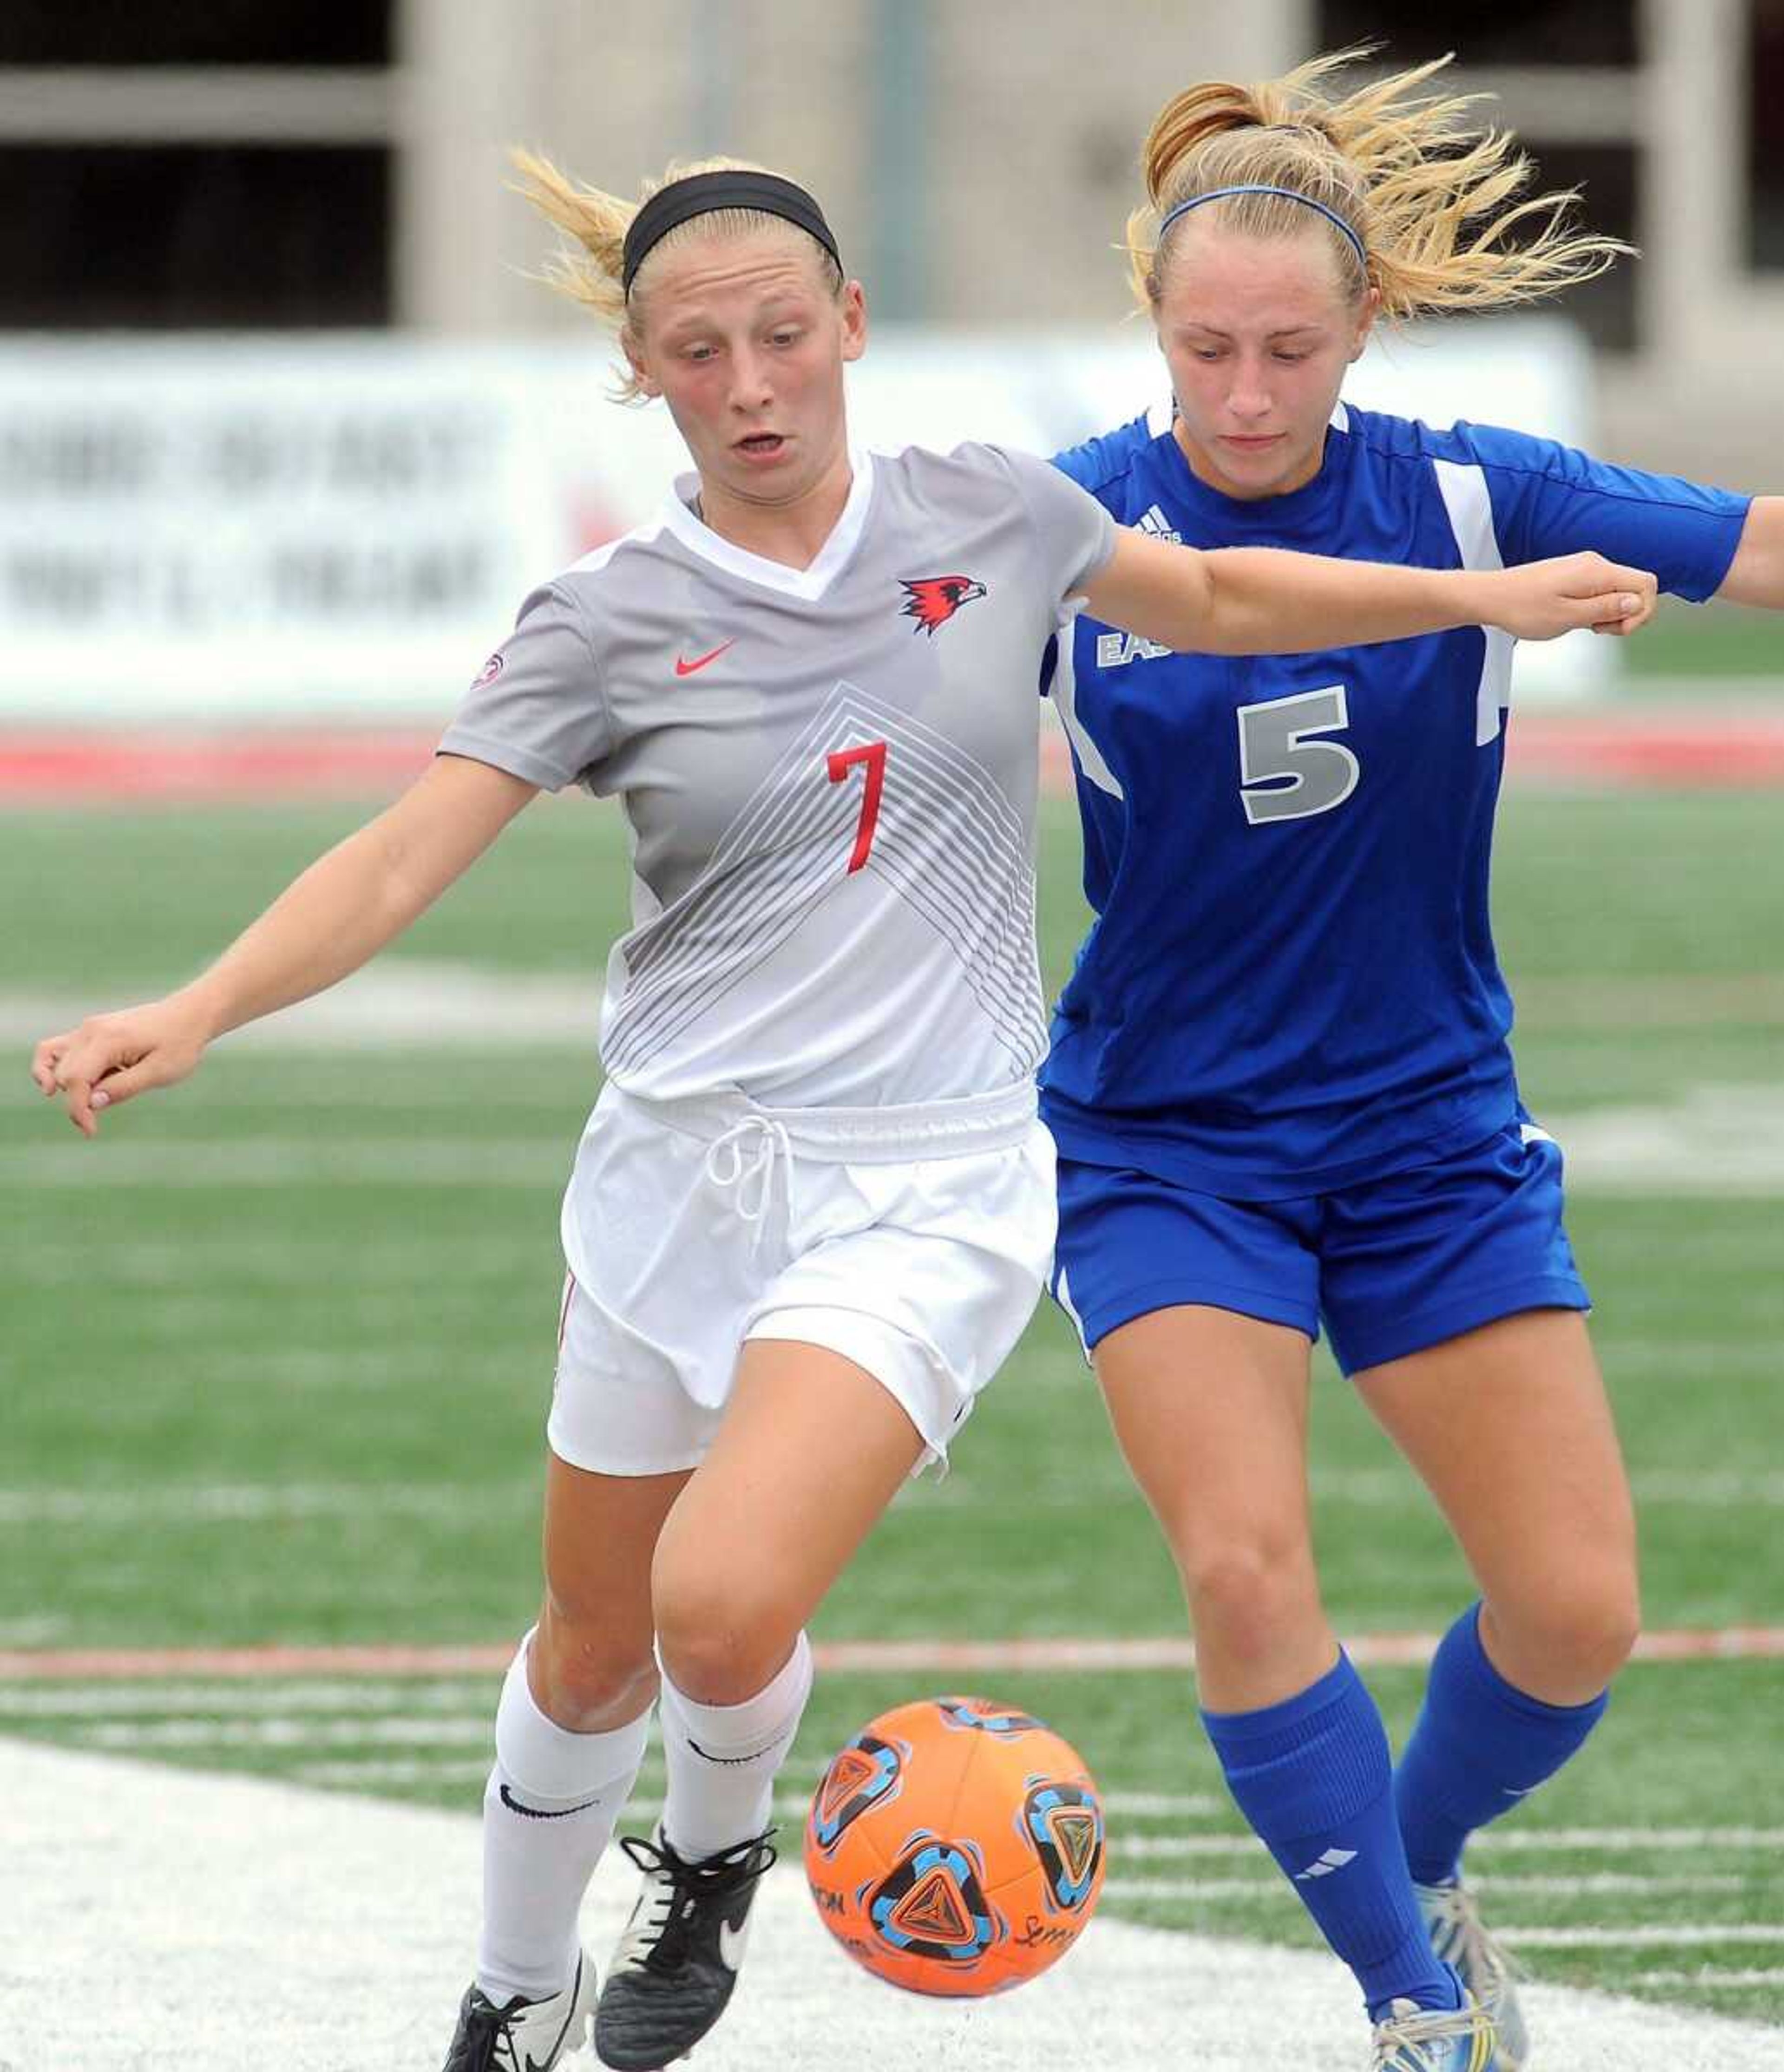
[899,574,987,637]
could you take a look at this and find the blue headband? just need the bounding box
[1157,184,1367,270]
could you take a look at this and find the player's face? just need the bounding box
[1153,224,1377,501]
[629,231,867,517]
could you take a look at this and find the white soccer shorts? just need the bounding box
[547,1080,1056,1477]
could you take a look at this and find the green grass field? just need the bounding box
[1622,601,1781,684]
[4,785,1782,2026]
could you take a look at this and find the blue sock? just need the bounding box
[1395,1602,1611,1887]
[1202,1651,1460,2019]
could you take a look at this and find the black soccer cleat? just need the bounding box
[593,1825,777,2070]
[440,1948,597,2072]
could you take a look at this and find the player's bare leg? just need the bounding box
[444,1460,690,2072]
[1095,1303,1328,1708]
[1096,1305,1470,2035]
[1358,1309,1639,1707]
[1358,1308,1640,2067]
[595,1338,927,2071]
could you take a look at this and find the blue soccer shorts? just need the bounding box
[1050,1117,1590,1377]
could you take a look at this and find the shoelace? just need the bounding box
[703,1115,795,1237]
[1371,1997,1491,2072]
[1423,1881,1528,1995]
[446,1990,527,2072]
[617,1829,779,1975]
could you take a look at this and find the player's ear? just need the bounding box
[623,331,661,399]
[1349,284,1381,365]
[840,279,868,364]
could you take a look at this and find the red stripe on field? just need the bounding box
[2,1627,1780,1682]
[1501,712,1784,787]
[1,710,1782,802]
[0,732,436,802]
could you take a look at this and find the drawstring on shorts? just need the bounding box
[703,1114,796,1238]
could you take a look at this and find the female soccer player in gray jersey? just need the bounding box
[32,154,1655,2072]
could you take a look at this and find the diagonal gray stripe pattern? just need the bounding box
[606,683,1044,1077]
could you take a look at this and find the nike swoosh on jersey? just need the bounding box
[498,1782,603,1820]
[674,639,737,676]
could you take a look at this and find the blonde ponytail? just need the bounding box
[509,147,637,330]
[1126,47,1632,320]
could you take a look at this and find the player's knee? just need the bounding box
[1177,1533,1321,1658]
[532,1603,659,1728]
[651,1564,795,1705]
[1499,1568,1641,1689]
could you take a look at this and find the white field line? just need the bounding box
[1104,1874,1752,1901]
[6,1234,544,1283]
[6,1465,1783,1525]
[8,1628,1782,1682]
[1108,1829,1784,1856]
[24,1720,1784,1866]
[0,963,604,1052]
[10,965,1784,1059]
[0,1680,504,1716]
[1502,1927,1784,1950]
[72,1716,493,1749]
[225,1755,1200,1823]
[0,1485,543,1525]
[284,1763,1224,1826]
[10,1738,1780,2072]
[1640,1970,1784,1988]
[10,1084,1784,1194]
[11,1138,567,1187]
[4,1468,1781,1525]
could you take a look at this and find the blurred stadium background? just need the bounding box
[3,3,1780,2063]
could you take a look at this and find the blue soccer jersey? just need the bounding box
[1041,399,1750,1196]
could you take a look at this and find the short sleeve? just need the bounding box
[988,444,1120,603]
[1456,422,1752,604]
[438,581,614,791]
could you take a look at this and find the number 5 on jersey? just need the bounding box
[827,740,888,873]
[1235,686,1360,826]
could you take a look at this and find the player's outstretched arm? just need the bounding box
[1082,529,1657,657]
[1716,497,1784,608]
[30,752,538,1138]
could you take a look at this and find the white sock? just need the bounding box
[657,1631,814,1861]
[476,1630,652,2006]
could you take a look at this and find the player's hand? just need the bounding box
[1484,553,1658,641]
[30,1000,210,1138]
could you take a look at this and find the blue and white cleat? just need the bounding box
[1371,1993,1503,2072]
[1415,1878,1528,2070]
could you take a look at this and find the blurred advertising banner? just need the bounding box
[0,320,1603,721]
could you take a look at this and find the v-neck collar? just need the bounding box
[661,448,876,602]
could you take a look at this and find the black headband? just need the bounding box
[621,170,842,296]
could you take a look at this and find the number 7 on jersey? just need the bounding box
[827,740,888,873]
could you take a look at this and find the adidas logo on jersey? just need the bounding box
[1095,630,1173,668]
[1136,503,1182,544]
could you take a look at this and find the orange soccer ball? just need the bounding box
[802,1694,1107,1997]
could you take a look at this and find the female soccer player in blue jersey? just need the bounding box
[1045,48,1783,2072]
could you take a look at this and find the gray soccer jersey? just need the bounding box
[440,441,1116,1107]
